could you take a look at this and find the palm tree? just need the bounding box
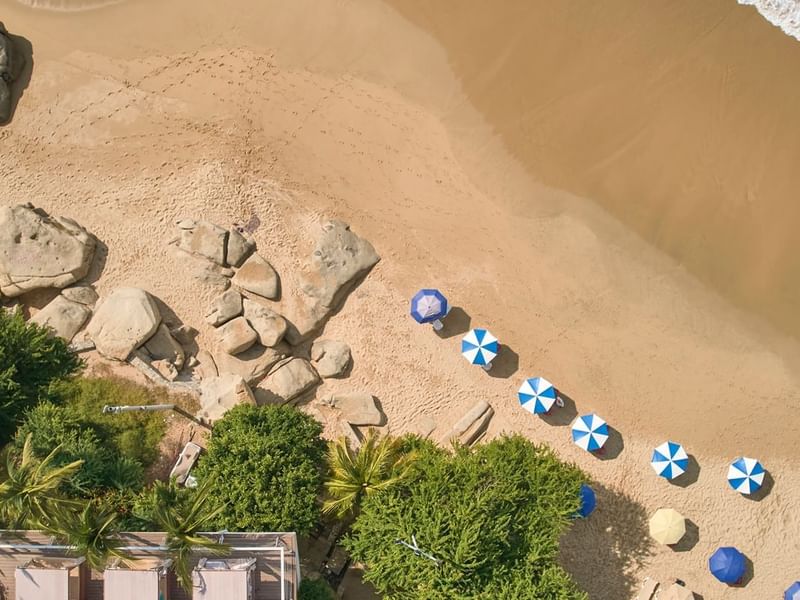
[0,434,83,529]
[322,429,415,520]
[51,503,130,570]
[147,479,228,592]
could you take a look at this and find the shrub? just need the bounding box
[194,404,325,533]
[298,578,336,600]
[0,308,82,445]
[344,435,588,600]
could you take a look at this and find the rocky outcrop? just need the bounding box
[321,392,383,426]
[197,374,256,424]
[205,289,243,326]
[0,204,96,297]
[194,349,218,380]
[216,316,257,355]
[258,358,320,404]
[177,220,228,265]
[242,299,287,347]
[284,221,379,343]
[142,323,185,370]
[0,24,24,124]
[87,287,161,360]
[212,343,289,384]
[231,253,280,300]
[225,228,256,268]
[30,295,91,342]
[311,339,351,378]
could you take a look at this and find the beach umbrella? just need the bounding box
[461,328,499,370]
[577,484,596,518]
[518,377,557,414]
[571,413,609,452]
[727,456,765,495]
[659,583,694,600]
[709,546,746,584]
[410,289,448,330]
[650,441,689,480]
[648,508,686,545]
[785,581,800,600]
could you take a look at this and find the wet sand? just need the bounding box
[2,0,800,598]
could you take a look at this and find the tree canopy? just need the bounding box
[194,404,325,534]
[344,434,588,600]
[0,308,82,445]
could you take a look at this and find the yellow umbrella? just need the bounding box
[659,583,694,600]
[648,508,686,545]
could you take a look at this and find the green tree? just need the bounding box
[343,435,588,600]
[0,434,83,529]
[144,479,228,592]
[51,503,130,570]
[298,577,336,600]
[194,404,325,533]
[323,429,415,519]
[0,308,82,445]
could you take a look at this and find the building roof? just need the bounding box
[0,530,299,600]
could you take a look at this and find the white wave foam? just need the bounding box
[739,0,800,40]
[15,0,125,11]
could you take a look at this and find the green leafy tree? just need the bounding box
[323,429,415,519]
[194,404,325,533]
[0,434,83,529]
[144,479,228,592]
[0,308,82,445]
[344,435,588,600]
[298,577,336,600]
[51,503,130,570]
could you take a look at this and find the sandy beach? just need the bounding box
[2,0,800,597]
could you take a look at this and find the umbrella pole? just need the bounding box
[481,363,492,371]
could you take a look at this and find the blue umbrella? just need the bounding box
[571,414,609,452]
[727,457,765,495]
[709,547,746,584]
[785,582,800,600]
[650,441,689,480]
[461,328,499,369]
[410,289,448,329]
[577,484,596,518]
[518,377,557,414]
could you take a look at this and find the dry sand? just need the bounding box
[1,0,800,598]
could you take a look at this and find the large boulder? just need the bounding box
[30,295,91,342]
[321,392,382,426]
[310,339,351,378]
[0,204,96,297]
[242,298,287,347]
[177,220,228,265]
[216,316,258,355]
[225,228,256,267]
[142,323,185,370]
[284,221,379,343]
[205,289,243,326]
[231,253,279,300]
[257,358,320,404]
[213,343,289,384]
[0,25,24,124]
[87,287,161,361]
[197,374,256,424]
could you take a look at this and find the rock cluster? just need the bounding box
[30,285,98,342]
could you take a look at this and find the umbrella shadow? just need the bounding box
[541,391,578,426]
[435,306,471,339]
[732,555,755,587]
[744,471,774,502]
[487,344,519,379]
[671,454,701,488]
[596,426,624,460]
[0,22,33,126]
[560,483,653,599]
[671,518,699,552]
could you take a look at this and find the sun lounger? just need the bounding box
[634,577,660,600]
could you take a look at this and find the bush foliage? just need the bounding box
[194,404,325,534]
[0,308,82,445]
[344,435,588,600]
[298,577,336,600]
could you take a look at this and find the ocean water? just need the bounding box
[739,0,800,38]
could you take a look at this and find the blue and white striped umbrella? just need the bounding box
[727,457,765,495]
[518,377,557,414]
[410,289,448,324]
[461,329,499,366]
[651,441,689,480]
[571,414,609,452]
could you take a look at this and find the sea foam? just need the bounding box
[739,0,800,40]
